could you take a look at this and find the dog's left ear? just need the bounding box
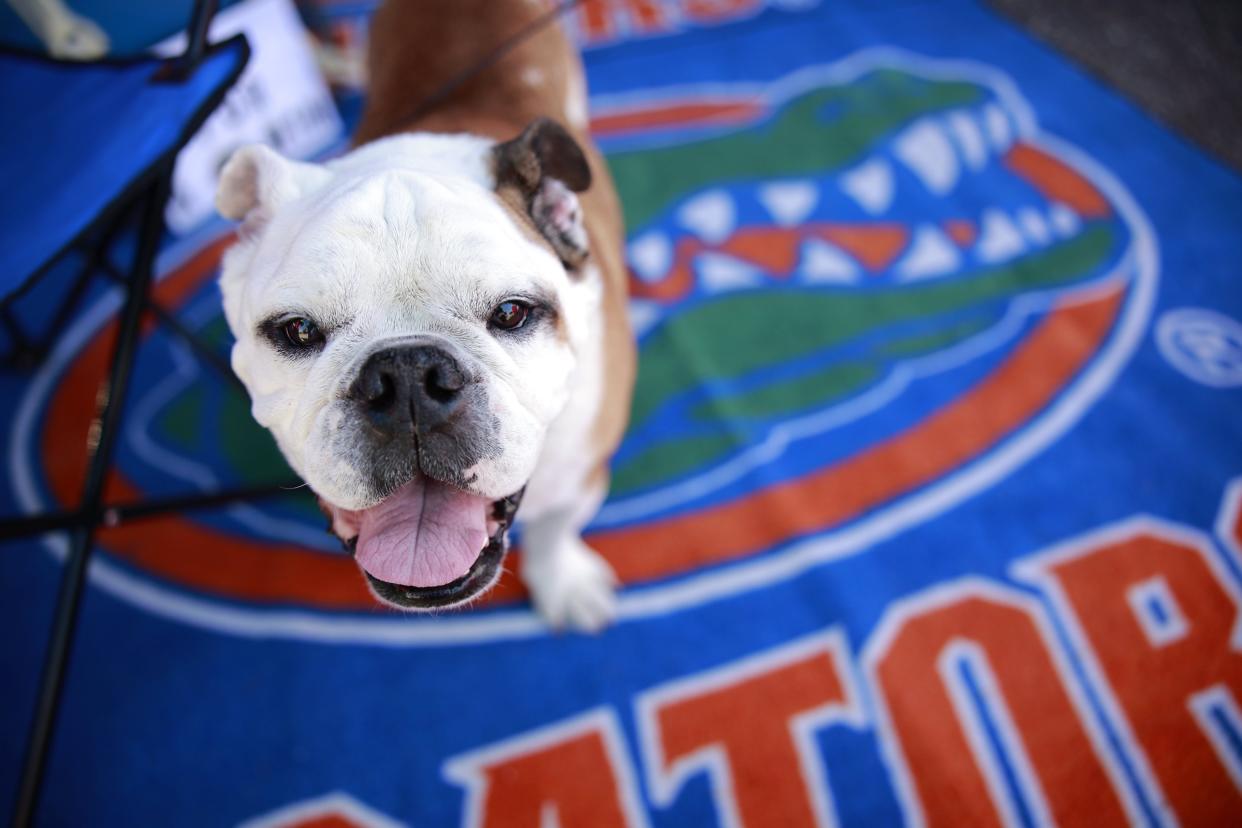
[216,144,330,236]
[494,118,592,271]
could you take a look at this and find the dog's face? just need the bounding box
[215,121,595,610]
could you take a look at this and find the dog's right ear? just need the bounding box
[216,144,330,232]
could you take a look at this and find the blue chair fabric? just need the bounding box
[0,35,249,299]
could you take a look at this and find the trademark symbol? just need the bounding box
[1156,308,1242,387]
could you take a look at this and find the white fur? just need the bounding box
[518,264,604,519]
[217,133,616,629]
[564,65,589,130]
[517,265,619,629]
[521,66,546,88]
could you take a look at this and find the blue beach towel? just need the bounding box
[2,1,1241,825]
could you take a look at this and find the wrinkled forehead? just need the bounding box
[249,169,560,307]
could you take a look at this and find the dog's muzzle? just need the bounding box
[347,337,494,494]
[340,488,524,609]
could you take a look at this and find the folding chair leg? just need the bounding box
[144,299,248,395]
[11,167,172,828]
[100,257,247,397]
[1,302,34,360]
[2,200,133,369]
[0,479,304,542]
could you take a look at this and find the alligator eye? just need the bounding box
[282,317,323,347]
[489,300,530,331]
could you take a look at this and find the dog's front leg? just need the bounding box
[519,486,618,632]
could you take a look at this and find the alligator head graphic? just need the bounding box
[596,56,1134,521]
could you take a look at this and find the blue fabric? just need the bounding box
[3,1,1242,825]
[0,38,246,296]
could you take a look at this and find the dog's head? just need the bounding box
[215,120,595,610]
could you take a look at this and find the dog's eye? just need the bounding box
[282,317,323,347]
[489,300,530,331]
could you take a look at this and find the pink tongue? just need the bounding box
[354,477,491,587]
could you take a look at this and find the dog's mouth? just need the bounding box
[326,478,523,610]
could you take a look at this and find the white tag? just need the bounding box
[156,0,344,235]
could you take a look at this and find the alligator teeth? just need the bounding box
[628,231,672,282]
[758,181,819,227]
[840,158,894,215]
[1017,207,1051,246]
[982,104,1013,151]
[975,209,1026,263]
[895,224,960,281]
[677,189,736,243]
[894,119,960,196]
[1048,202,1081,237]
[696,252,765,292]
[799,238,860,283]
[627,299,663,337]
[946,111,988,171]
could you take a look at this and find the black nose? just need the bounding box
[351,344,469,433]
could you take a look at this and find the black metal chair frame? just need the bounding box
[0,4,298,824]
[1,3,597,822]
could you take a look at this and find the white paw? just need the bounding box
[523,539,618,633]
[45,12,109,60]
[22,1,111,61]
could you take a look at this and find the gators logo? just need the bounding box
[11,50,1155,643]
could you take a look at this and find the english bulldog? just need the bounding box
[213,0,635,631]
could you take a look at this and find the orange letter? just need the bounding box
[637,631,861,828]
[444,709,647,828]
[866,580,1131,827]
[684,0,758,24]
[1019,520,1242,825]
[578,0,668,43]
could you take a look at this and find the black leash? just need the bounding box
[395,0,586,128]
